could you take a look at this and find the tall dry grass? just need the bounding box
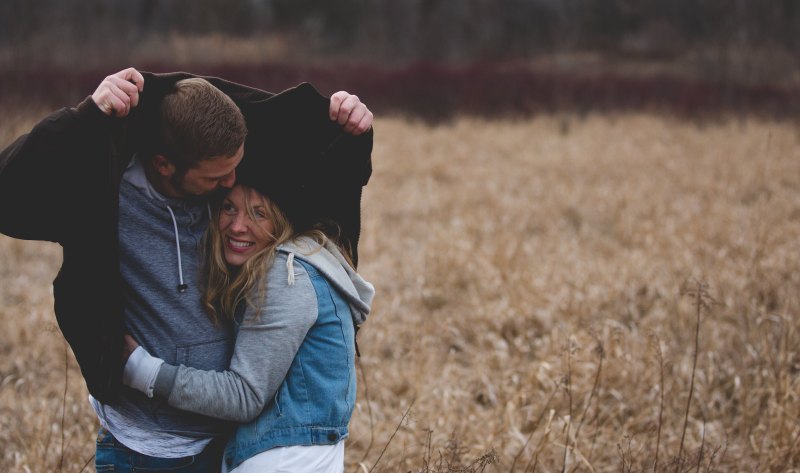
[1,110,798,472]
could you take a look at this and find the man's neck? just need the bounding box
[143,160,184,200]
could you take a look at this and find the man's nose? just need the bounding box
[220,170,236,189]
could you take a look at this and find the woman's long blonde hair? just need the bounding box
[202,185,353,324]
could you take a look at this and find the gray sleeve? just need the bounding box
[153,254,317,423]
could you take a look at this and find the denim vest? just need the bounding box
[223,259,357,471]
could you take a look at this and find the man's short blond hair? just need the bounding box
[160,78,247,172]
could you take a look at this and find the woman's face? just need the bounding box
[219,186,276,267]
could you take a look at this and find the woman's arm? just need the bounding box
[125,252,318,422]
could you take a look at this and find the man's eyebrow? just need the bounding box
[204,168,236,179]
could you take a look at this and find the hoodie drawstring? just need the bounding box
[166,205,188,293]
[286,252,296,286]
[165,203,213,293]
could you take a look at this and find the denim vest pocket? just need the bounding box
[255,357,310,436]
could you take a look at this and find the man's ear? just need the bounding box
[152,155,177,177]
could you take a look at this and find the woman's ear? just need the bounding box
[152,154,177,177]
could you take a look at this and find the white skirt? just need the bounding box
[223,441,344,473]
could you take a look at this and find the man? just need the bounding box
[0,67,374,471]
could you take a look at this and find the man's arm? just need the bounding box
[0,68,144,243]
[0,102,109,242]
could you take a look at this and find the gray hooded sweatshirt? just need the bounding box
[91,157,234,457]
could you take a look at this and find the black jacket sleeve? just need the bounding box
[0,97,113,243]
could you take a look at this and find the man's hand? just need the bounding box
[92,68,145,117]
[330,91,373,135]
[123,333,140,363]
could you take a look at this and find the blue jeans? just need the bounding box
[95,428,224,473]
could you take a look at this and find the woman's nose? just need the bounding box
[230,213,248,232]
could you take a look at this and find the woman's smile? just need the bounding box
[227,237,255,252]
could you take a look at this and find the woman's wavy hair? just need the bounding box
[202,185,353,324]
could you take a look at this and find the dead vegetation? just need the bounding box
[1,111,799,471]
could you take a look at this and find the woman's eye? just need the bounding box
[222,202,236,214]
[252,207,268,219]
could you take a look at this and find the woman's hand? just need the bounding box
[123,333,141,363]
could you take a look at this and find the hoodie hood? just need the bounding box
[123,155,168,202]
[122,155,211,293]
[277,236,374,325]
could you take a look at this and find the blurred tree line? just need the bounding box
[2,0,798,64]
[2,0,799,117]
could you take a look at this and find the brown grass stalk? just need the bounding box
[562,343,574,473]
[524,409,556,473]
[695,421,706,473]
[354,360,376,472]
[651,333,666,473]
[509,385,559,472]
[422,429,433,472]
[368,399,415,473]
[77,454,95,473]
[569,336,604,473]
[676,280,714,472]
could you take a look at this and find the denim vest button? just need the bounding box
[327,432,338,441]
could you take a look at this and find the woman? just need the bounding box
[123,182,374,473]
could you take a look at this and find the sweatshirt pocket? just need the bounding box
[175,337,232,371]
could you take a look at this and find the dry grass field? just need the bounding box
[1,110,799,472]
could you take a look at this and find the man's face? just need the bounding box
[169,144,245,198]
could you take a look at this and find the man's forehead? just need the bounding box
[194,151,242,174]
